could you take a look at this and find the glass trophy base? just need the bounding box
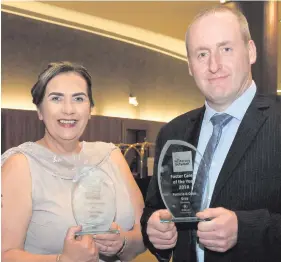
[75,229,120,236]
[160,217,211,223]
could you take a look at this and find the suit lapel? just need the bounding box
[210,95,270,205]
[183,106,205,148]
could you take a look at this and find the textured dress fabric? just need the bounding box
[2,141,135,262]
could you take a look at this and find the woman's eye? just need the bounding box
[74,96,84,102]
[50,96,61,102]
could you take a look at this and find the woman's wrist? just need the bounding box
[56,254,62,262]
[56,254,71,262]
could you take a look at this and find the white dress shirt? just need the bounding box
[195,81,257,262]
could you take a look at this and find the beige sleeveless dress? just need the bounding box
[2,141,135,262]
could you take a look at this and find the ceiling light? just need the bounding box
[129,94,138,106]
[220,0,233,3]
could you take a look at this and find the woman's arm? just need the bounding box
[2,153,100,262]
[110,149,146,260]
[1,154,58,262]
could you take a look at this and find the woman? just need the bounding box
[1,62,146,262]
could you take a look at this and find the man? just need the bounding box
[141,5,281,262]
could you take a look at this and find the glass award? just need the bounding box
[72,165,119,235]
[158,140,209,223]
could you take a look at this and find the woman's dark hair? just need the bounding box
[31,61,94,107]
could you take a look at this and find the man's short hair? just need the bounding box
[185,5,252,57]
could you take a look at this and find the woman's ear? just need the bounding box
[37,106,43,120]
[89,107,92,120]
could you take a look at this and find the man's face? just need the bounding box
[187,11,256,111]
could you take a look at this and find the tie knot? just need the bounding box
[210,113,233,128]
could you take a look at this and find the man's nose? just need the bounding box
[208,53,222,73]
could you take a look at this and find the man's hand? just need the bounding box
[196,207,238,252]
[147,209,178,249]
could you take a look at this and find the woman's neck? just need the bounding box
[37,134,82,155]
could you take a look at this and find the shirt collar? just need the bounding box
[204,80,257,122]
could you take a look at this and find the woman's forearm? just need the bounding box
[2,249,58,262]
[119,224,146,261]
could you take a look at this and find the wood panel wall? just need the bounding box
[1,109,165,153]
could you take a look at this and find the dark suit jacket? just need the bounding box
[141,94,281,262]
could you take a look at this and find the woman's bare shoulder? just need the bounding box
[2,153,30,181]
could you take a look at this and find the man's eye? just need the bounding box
[223,47,232,52]
[198,52,208,59]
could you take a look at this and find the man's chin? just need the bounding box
[207,96,233,110]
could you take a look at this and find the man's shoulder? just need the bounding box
[169,107,203,124]
[254,94,281,117]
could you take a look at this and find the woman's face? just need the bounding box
[38,72,91,144]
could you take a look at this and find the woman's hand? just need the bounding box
[61,226,99,262]
[94,222,125,257]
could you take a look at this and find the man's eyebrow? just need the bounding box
[194,46,209,53]
[217,41,232,47]
[193,41,232,52]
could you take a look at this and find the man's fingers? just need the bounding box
[147,210,178,250]
[197,207,225,220]
[149,231,178,244]
[159,209,173,221]
[197,219,217,232]
[197,230,217,240]
[147,222,176,235]
[201,239,230,253]
[148,222,175,233]
[200,238,227,247]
